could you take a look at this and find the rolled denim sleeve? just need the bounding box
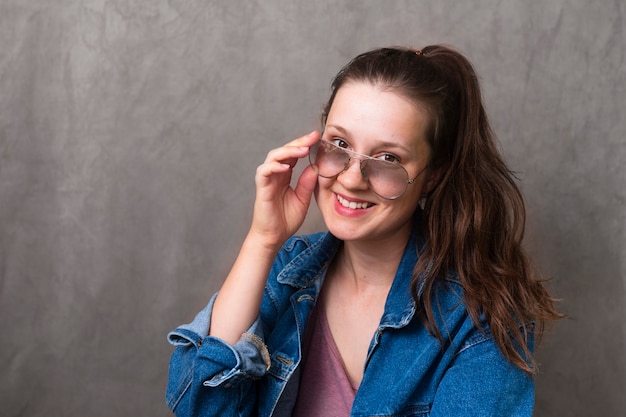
[429,330,535,417]
[165,293,270,416]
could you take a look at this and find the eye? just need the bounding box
[378,153,400,164]
[331,138,350,149]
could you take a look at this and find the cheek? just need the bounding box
[315,177,334,193]
[313,177,330,205]
[395,189,422,213]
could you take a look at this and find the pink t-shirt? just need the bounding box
[291,297,359,417]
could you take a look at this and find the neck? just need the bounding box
[334,231,410,292]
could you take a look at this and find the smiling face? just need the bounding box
[315,81,435,245]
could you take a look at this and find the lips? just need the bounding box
[336,194,374,209]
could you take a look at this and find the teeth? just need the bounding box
[337,195,372,209]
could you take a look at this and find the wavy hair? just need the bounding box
[321,45,562,374]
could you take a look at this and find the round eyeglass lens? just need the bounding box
[361,159,409,199]
[309,141,349,178]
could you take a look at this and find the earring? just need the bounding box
[419,196,427,210]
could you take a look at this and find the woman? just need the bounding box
[166,45,561,417]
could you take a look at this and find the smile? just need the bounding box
[336,194,374,210]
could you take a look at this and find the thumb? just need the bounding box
[294,165,318,206]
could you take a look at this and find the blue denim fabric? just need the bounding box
[166,229,535,417]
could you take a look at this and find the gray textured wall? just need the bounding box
[0,1,624,416]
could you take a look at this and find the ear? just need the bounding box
[423,164,447,194]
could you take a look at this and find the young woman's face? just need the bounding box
[314,81,434,244]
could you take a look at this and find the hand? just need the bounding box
[249,131,320,250]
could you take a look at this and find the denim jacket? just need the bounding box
[166,229,534,416]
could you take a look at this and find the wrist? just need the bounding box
[244,229,284,257]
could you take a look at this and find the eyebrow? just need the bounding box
[325,124,348,136]
[324,124,414,155]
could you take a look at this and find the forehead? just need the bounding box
[326,82,430,151]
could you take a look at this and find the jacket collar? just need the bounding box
[276,232,341,288]
[378,224,426,328]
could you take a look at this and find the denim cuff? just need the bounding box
[167,293,218,347]
[167,293,270,387]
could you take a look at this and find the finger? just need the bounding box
[256,160,293,180]
[264,146,308,166]
[264,131,320,163]
[293,165,318,205]
[284,130,320,148]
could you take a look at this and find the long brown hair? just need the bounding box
[322,45,561,374]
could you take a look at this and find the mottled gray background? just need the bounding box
[0,1,624,416]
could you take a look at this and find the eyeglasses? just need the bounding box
[309,140,427,200]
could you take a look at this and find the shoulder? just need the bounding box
[426,273,535,362]
[422,271,465,315]
[416,272,483,341]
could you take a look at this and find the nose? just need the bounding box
[337,157,369,191]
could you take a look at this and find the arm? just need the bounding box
[165,132,320,416]
[209,130,319,344]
